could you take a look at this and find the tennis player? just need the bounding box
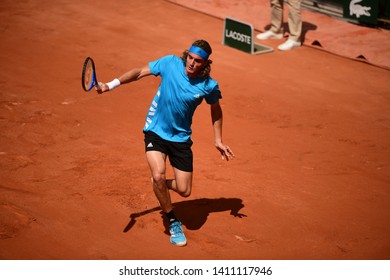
[96,39,235,247]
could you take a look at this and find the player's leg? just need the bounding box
[167,168,193,197]
[144,132,187,246]
[145,150,173,213]
[166,138,193,198]
[146,150,186,246]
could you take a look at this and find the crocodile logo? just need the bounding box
[349,0,371,18]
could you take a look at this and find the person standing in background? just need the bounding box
[256,0,303,51]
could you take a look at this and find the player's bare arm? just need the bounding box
[96,65,151,93]
[210,101,235,161]
[117,65,152,84]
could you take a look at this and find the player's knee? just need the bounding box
[178,190,191,198]
[152,173,166,188]
[181,190,191,197]
[177,185,191,197]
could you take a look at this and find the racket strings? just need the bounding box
[83,61,94,90]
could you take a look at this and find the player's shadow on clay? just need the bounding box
[123,197,246,233]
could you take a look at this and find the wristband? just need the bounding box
[107,78,121,91]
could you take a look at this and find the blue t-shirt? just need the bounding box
[143,55,222,142]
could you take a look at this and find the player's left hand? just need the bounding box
[215,143,235,161]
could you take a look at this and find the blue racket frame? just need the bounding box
[81,57,99,92]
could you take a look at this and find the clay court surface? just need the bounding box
[1,0,389,260]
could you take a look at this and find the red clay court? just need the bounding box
[0,0,389,260]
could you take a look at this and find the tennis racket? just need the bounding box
[81,57,100,92]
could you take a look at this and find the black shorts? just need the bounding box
[144,131,193,172]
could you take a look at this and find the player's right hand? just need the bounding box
[95,82,109,94]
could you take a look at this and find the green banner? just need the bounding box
[344,0,379,24]
[223,18,253,54]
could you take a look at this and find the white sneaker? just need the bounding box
[277,39,301,51]
[256,30,283,40]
